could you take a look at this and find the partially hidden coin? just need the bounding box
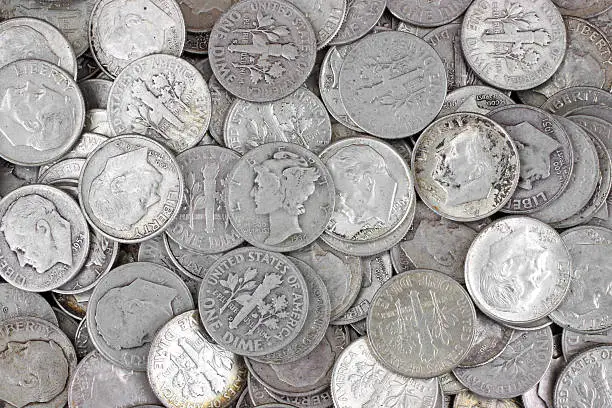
[163,234,222,281]
[74,318,96,360]
[208,75,235,145]
[388,0,472,27]
[459,310,514,368]
[0,282,58,325]
[79,79,112,110]
[437,86,515,119]
[521,333,565,408]
[541,86,612,117]
[453,391,522,408]
[562,328,612,361]
[286,0,346,49]
[328,0,386,46]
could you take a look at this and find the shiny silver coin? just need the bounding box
[226,142,334,252]
[79,135,184,243]
[89,0,185,77]
[461,0,566,91]
[388,0,472,27]
[286,0,346,49]
[328,0,386,45]
[147,310,247,408]
[163,234,222,281]
[86,262,194,371]
[541,86,612,116]
[331,337,439,408]
[521,333,565,408]
[503,317,555,332]
[208,0,317,102]
[413,113,520,221]
[437,86,515,119]
[459,311,514,368]
[454,392,522,408]
[79,79,112,110]
[0,184,90,292]
[339,31,447,138]
[562,328,612,361]
[466,216,571,325]
[74,318,95,360]
[552,0,612,19]
[0,283,58,325]
[38,159,85,185]
[439,372,468,395]
[83,109,112,137]
[208,75,235,145]
[50,133,109,166]
[368,269,476,378]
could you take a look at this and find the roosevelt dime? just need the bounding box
[329,0,386,45]
[0,283,58,325]
[562,329,612,361]
[286,0,346,49]
[437,86,515,118]
[388,0,472,27]
[541,86,612,116]
[459,311,514,368]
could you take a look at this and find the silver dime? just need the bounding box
[329,0,386,45]
[459,311,514,368]
[439,372,468,395]
[0,283,58,325]
[0,17,77,78]
[589,6,612,38]
[198,247,309,356]
[503,317,555,332]
[0,59,85,166]
[0,316,77,408]
[79,79,112,110]
[164,234,222,281]
[208,0,317,102]
[413,113,521,221]
[388,139,413,165]
[68,351,160,408]
[437,86,515,118]
[562,328,612,361]
[397,20,435,38]
[339,32,447,138]
[89,0,185,78]
[521,333,565,408]
[147,310,247,408]
[331,337,439,408]
[38,158,85,184]
[552,0,612,19]
[540,86,612,116]
[461,0,566,91]
[79,135,184,243]
[454,392,522,408]
[0,184,90,292]
[248,373,277,405]
[286,0,347,49]
[56,133,109,164]
[178,0,239,33]
[568,105,612,123]
[108,54,211,153]
[209,75,235,145]
[267,387,333,408]
[53,306,79,346]
[74,318,95,360]
[388,0,472,27]
[84,109,112,137]
[226,142,334,252]
[549,226,612,333]
[368,270,476,378]
[86,262,194,371]
[488,106,574,214]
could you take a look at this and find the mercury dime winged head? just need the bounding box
[327,145,397,239]
[89,147,162,231]
[251,151,320,245]
[1,194,73,274]
[0,25,60,67]
[0,340,69,408]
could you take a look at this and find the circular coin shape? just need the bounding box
[108,54,211,153]
[465,216,572,325]
[0,283,58,325]
[208,75,235,144]
[79,79,112,110]
[541,86,612,116]
[589,6,612,38]
[198,247,309,357]
[79,135,184,243]
[148,310,247,408]
[328,0,386,46]
[437,86,515,119]
[388,0,472,27]
[413,113,521,221]
[75,318,96,360]
[339,32,447,138]
[89,0,185,78]
[86,262,195,371]
[552,0,612,19]
[453,391,522,408]
[286,0,346,49]
[461,0,566,91]
[226,142,334,252]
[164,234,222,281]
[562,328,612,361]
[368,269,476,378]
[459,311,514,368]
[0,59,85,166]
[0,316,77,408]
[208,0,317,102]
[0,185,90,292]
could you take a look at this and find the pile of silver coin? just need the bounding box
[0,0,611,407]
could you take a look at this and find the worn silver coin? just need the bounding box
[0,283,58,325]
[38,159,85,185]
[286,0,346,49]
[459,311,514,368]
[562,328,612,361]
[0,160,37,198]
[388,0,471,27]
[552,0,612,19]
[248,373,277,405]
[52,133,109,166]
[79,79,112,110]
[397,20,435,38]
[439,372,468,395]
[568,105,612,123]
[74,318,95,360]
[83,109,112,137]
[267,388,333,408]
[329,0,386,45]
[437,86,515,118]
[521,333,565,408]
[589,6,612,38]
[503,317,555,332]
[177,0,239,33]
[208,75,235,145]
[541,86,612,116]
[53,306,79,346]
[454,392,522,408]
[163,234,222,281]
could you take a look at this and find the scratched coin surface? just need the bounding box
[368,270,476,378]
[0,283,58,325]
[79,135,184,244]
[437,86,515,119]
[147,310,247,408]
[388,0,472,27]
[329,0,386,45]
[208,0,317,102]
[198,247,309,357]
[286,0,346,49]
[589,6,612,38]
[465,217,572,325]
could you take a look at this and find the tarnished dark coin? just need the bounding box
[388,0,472,27]
[329,0,386,45]
[248,373,277,405]
[438,86,515,118]
[552,0,612,19]
[79,79,112,110]
[589,6,612,38]
[52,289,92,321]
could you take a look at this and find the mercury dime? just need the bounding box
[465,217,572,325]
[0,283,58,325]
[454,392,522,408]
[79,79,112,110]
[89,0,185,77]
[224,87,332,155]
[459,311,514,368]
[562,329,612,361]
[0,185,90,292]
[226,142,334,252]
[331,337,439,408]
[488,106,574,214]
[329,0,386,45]
[388,0,471,27]
[339,32,447,138]
[552,0,612,19]
[286,0,346,49]
[164,235,222,281]
[541,86,612,116]
[437,86,515,118]
[368,270,476,378]
[413,113,520,221]
[148,310,247,408]
[461,0,566,91]
[198,247,309,357]
[208,0,317,102]
[86,262,194,371]
[79,135,184,243]
[74,318,95,360]
[209,75,235,145]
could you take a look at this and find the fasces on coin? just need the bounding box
[453,391,522,408]
[79,79,112,110]
[388,0,472,27]
[0,59,85,166]
[0,283,58,325]
[68,351,160,407]
[89,0,185,77]
[0,184,90,292]
[208,0,317,102]
[198,247,309,357]
[413,113,520,222]
[86,262,194,371]
[454,328,553,399]
[461,0,566,91]
[541,86,612,116]
[75,318,96,360]
[108,54,211,153]
[226,142,334,252]
[459,311,514,368]
[286,0,346,49]
[339,31,447,138]
[223,87,332,155]
[549,226,612,333]
[465,216,571,324]
[552,0,612,19]
[437,86,515,118]
[488,105,574,214]
[208,75,235,145]
[0,316,77,408]
[367,269,476,378]
[562,328,612,361]
[331,337,439,408]
[79,135,184,244]
[147,310,247,408]
[328,0,386,45]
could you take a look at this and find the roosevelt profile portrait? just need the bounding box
[0,25,60,68]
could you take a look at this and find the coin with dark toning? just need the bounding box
[164,234,222,281]
[286,0,346,49]
[541,86,612,116]
[459,311,514,368]
[388,0,472,27]
[0,283,58,325]
[248,373,277,405]
[329,0,386,45]
[79,79,112,110]
[368,270,476,378]
[438,86,515,118]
